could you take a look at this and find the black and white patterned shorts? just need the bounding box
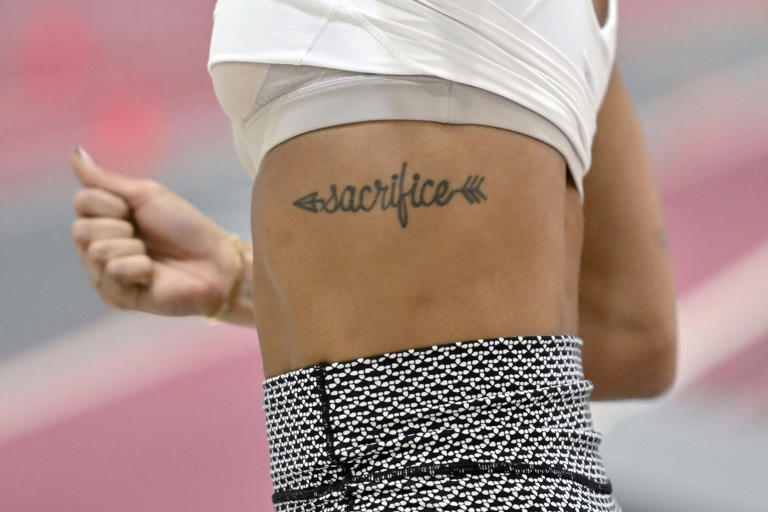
[262,334,622,511]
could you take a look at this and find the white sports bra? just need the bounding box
[207,0,618,201]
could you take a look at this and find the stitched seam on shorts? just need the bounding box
[272,460,614,503]
[315,364,355,511]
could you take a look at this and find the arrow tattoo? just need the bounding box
[292,161,487,228]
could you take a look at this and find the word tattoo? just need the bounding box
[292,161,487,228]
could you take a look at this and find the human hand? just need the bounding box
[69,146,242,318]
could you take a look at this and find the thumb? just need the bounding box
[70,145,145,203]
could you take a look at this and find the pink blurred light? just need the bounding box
[12,6,97,108]
[83,81,172,177]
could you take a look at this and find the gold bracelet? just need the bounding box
[205,233,246,326]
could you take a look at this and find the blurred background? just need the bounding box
[1,0,766,510]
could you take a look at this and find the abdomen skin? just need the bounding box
[250,120,583,379]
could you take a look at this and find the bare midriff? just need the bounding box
[250,120,583,379]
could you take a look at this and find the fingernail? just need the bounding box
[79,146,93,163]
[72,145,81,157]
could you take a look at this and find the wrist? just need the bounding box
[218,252,255,327]
[204,233,245,325]
[204,233,256,327]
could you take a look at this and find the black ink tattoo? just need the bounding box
[292,161,487,228]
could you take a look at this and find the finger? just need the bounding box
[71,218,135,290]
[72,235,104,289]
[104,254,154,286]
[98,269,143,311]
[87,238,146,263]
[70,146,156,206]
[73,187,130,219]
[71,217,135,249]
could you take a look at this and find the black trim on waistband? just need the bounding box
[272,459,614,504]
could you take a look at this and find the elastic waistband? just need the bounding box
[262,334,611,505]
[263,333,586,388]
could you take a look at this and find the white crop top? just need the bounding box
[207,0,618,201]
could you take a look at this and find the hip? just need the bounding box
[262,334,620,511]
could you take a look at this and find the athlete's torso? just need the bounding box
[237,1,609,378]
[251,120,583,378]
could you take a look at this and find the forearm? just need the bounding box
[579,290,678,401]
[578,240,678,400]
